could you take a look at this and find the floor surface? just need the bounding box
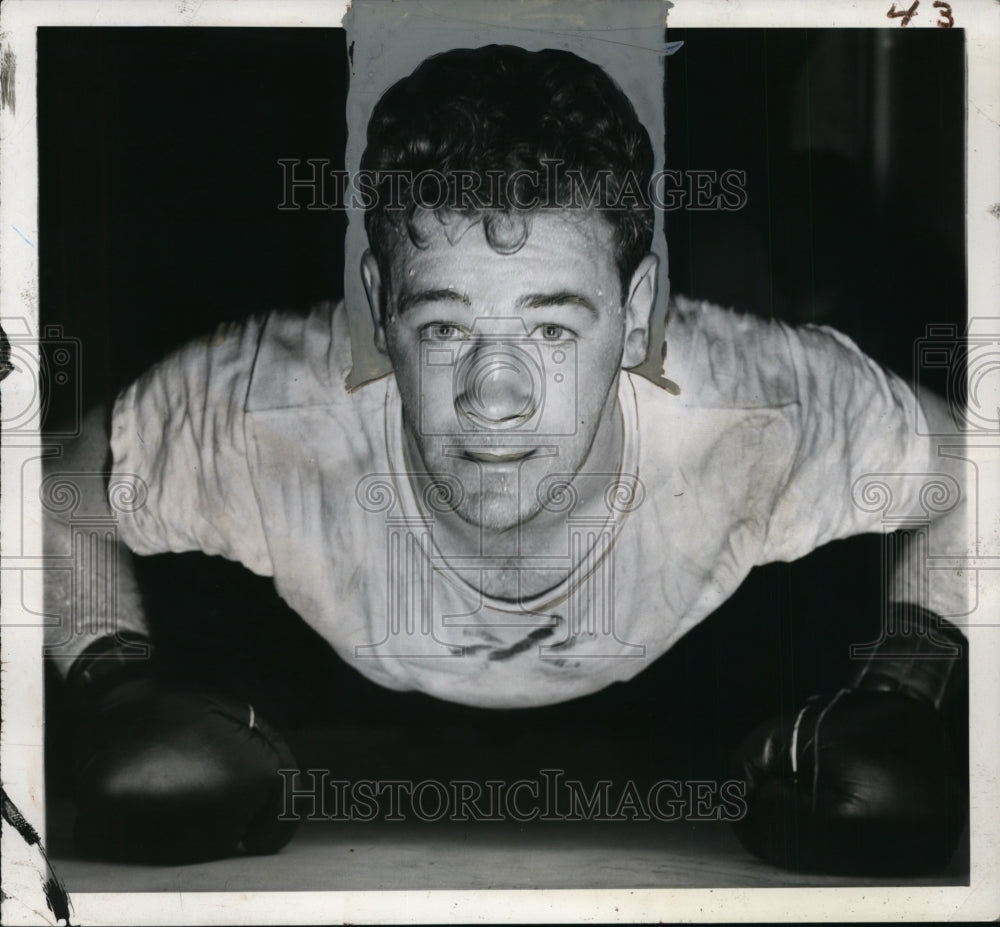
[48,802,969,893]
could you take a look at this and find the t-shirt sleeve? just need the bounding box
[108,318,274,576]
[760,323,933,564]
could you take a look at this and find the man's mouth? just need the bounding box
[460,448,538,464]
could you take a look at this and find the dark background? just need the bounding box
[40,29,966,796]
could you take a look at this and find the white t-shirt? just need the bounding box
[110,298,931,708]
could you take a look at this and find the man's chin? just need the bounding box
[450,491,544,533]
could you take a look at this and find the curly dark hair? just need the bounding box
[361,45,654,307]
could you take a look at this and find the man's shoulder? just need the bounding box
[246,300,387,414]
[656,295,800,411]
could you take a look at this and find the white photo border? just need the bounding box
[2,0,998,923]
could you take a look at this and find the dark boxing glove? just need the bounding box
[67,633,299,863]
[732,606,967,875]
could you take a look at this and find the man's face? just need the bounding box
[363,209,656,533]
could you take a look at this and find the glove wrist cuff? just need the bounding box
[65,632,157,707]
[852,606,966,712]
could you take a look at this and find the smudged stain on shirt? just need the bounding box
[487,625,556,662]
[459,616,566,662]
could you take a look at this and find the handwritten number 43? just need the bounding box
[887,1,955,27]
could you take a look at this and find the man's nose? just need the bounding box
[454,340,538,427]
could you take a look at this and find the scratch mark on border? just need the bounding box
[1,787,74,924]
[12,226,34,248]
[971,100,1000,129]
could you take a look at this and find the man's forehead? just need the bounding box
[386,208,618,279]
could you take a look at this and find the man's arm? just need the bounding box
[888,387,969,621]
[43,402,151,677]
[44,312,276,679]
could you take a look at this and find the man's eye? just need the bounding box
[533,324,571,342]
[423,323,467,341]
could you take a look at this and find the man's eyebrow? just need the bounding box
[396,289,472,315]
[515,291,600,317]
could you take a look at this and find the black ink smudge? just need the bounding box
[0,324,13,382]
[0,47,15,114]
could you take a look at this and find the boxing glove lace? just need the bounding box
[67,633,300,863]
[731,607,967,875]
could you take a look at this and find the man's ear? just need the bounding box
[361,249,388,354]
[622,253,658,369]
